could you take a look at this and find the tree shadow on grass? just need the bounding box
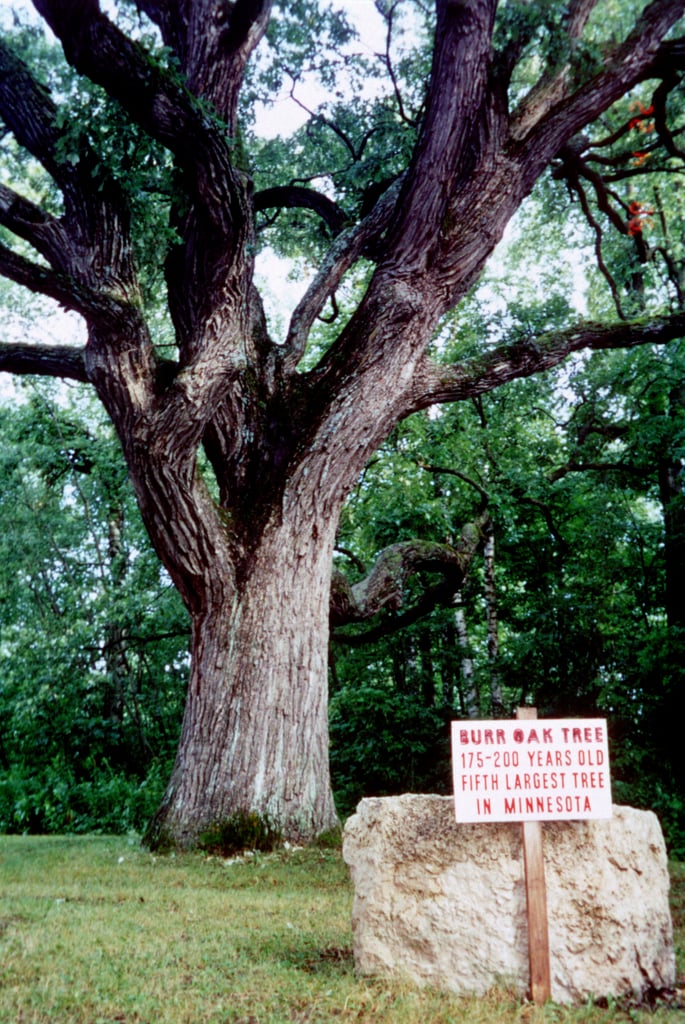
[283,944,355,977]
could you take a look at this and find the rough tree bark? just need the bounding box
[1,0,684,846]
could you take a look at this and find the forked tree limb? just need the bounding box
[283,178,404,368]
[329,512,490,626]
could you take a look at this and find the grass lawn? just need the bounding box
[0,834,684,1023]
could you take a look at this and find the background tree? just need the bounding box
[0,0,684,848]
[0,383,188,832]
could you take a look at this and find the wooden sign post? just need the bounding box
[517,707,551,1005]
[451,710,612,1006]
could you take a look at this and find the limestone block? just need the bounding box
[342,795,674,1004]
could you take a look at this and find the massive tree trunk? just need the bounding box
[146,517,340,847]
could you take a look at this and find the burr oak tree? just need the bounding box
[1,0,684,847]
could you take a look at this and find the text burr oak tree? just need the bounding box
[1,0,684,848]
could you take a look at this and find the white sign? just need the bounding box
[451,718,612,823]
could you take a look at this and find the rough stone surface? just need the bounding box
[342,795,674,1004]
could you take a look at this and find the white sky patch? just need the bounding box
[255,249,313,342]
[254,1,389,139]
[17,306,86,347]
[478,213,590,320]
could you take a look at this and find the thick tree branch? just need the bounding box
[512,0,685,173]
[329,512,489,627]
[219,0,272,63]
[332,579,456,646]
[253,185,347,235]
[19,0,271,414]
[505,0,602,149]
[413,312,685,409]
[566,0,601,40]
[36,0,271,135]
[270,2,684,426]
[283,177,403,368]
[131,0,182,52]
[133,0,273,127]
[30,0,242,219]
[186,0,272,127]
[0,184,69,267]
[0,37,67,181]
[0,340,88,382]
[383,0,498,269]
[0,241,133,327]
[648,36,685,78]
[29,0,185,147]
[0,38,143,316]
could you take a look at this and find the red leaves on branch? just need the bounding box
[627,200,654,236]
[631,151,651,167]
[628,101,655,133]
[625,101,655,233]
[629,101,654,166]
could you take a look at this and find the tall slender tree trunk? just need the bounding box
[483,523,503,714]
[453,591,478,718]
[659,382,685,633]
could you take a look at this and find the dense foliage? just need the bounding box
[328,176,685,851]
[329,348,685,853]
[0,386,188,833]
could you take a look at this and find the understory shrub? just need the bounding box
[329,684,452,819]
[0,759,168,835]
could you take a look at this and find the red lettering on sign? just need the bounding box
[527,749,572,768]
